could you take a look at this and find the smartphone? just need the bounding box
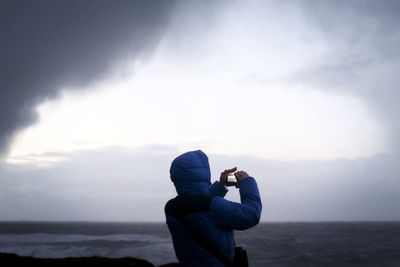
[226,172,237,186]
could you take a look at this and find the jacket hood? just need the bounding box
[170,150,211,195]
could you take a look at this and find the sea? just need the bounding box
[0,222,399,267]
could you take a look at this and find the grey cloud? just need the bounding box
[294,0,400,87]
[0,146,178,221]
[1,147,399,221]
[212,152,400,221]
[290,0,400,148]
[0,0,176,155]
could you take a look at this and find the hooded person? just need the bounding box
[165,150,262,266]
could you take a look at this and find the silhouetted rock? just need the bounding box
[0,252,154,267]
[158,263,180,267]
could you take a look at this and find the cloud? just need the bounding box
[211,152,400,221]
[1,146,399,221]
[290,0,400,149]
[0,0,177,155]
[1,1,399,222]
[0,146,178,221]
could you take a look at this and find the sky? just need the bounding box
[0,0,399,221]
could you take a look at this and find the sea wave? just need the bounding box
[0,233,177,265]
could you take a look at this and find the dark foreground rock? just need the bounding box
[0,252,155,267]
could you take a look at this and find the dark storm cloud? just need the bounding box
[0,0,176,155]
[292,0,400,148]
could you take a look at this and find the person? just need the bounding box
[164,150,262,266]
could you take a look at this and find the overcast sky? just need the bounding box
[1,0,399,221]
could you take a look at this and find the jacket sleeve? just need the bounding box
[209,180,228,198]
[208,177,262,230]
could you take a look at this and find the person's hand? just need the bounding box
[234,170,250,188]
[219,167,237,187]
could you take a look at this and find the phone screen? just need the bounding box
[227,174,237,184]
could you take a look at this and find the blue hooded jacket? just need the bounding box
[165,150,262,266]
